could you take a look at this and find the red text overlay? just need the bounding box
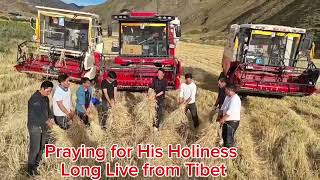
[45,144,237,179]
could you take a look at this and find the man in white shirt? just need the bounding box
[220,83,241,147]
[179,73,199,128]
[53,74,74,129]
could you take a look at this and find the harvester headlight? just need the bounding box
[246,65,254,69]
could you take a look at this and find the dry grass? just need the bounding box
[106,100,134,146]
[0,39,319,179]
[133,89,157,144]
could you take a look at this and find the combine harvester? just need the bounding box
[15,6,104,82]
[104,11,182,90]
[15,7,182,90]
[223,24,320,96]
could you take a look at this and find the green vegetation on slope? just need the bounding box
[0,20,33,53]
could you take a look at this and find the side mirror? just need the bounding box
[30,18,36,30]
[301,33,313,51]
[107,24,112,37]
[300,33,314,61]
[111,41,119,52]
[176,25,181,37]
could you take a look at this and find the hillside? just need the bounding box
[86,0,320,39]
[25,0,84,10]
[0,0,83,18]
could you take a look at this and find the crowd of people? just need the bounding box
[26,69,241,176]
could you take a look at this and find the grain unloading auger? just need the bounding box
[15,6,104,82]
[223,24,320,96]
[102,11,182,90]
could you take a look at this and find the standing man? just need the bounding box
[214,76,228,121]
[75,77,93,126]
[179,73,199,128]
[150,68,168,131]
[101,71,118,130]
[53,74,73,129]
[220,84,241,148]
[214,76,228,110]
[27,81,54,176]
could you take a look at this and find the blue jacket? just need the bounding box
[76,85,93,113]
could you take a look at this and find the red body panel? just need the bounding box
[114,57,176,66]
[130,11,158,17]
[228,62,316,96]
[103,56,181,90]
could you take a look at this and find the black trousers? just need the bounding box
[54,116,70,130]
[186,103,199,128]
[76,110,90,126]
[154,99,165,128]
[222,121,240,148]
[100,100,110,129]
[27,126,48,171]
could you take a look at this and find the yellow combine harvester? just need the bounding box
[15,6,104,81]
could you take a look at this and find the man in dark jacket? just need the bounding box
[101,71,118,130]
[214,76,228,122]
[27,80,54,176]
[150,68,168,131]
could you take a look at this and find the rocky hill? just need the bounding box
[0,0,84,18]
[86,0,320,34]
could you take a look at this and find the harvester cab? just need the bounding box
[103,11,182,90]
[15,6,104,81]
[223,24,320,96]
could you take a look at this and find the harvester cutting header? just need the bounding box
[223,24,319,96]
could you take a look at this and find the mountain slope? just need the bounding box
[25,0,84,10]
[0,0,84,17]
[86,0,320,33]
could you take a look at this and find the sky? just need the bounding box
[61,0,107,6]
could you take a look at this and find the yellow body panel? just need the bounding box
[252,30,301,38]
[38,11,92,21]
[234,36,239,49]
[35,16,40,41]
[311,42,315,59]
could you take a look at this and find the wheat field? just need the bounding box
[0,39,319,180]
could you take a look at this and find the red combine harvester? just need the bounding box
[15,6,104,82]
[103,11,182,90]
[223,24,320,96]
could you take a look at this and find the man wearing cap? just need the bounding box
[220,84,241,148]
